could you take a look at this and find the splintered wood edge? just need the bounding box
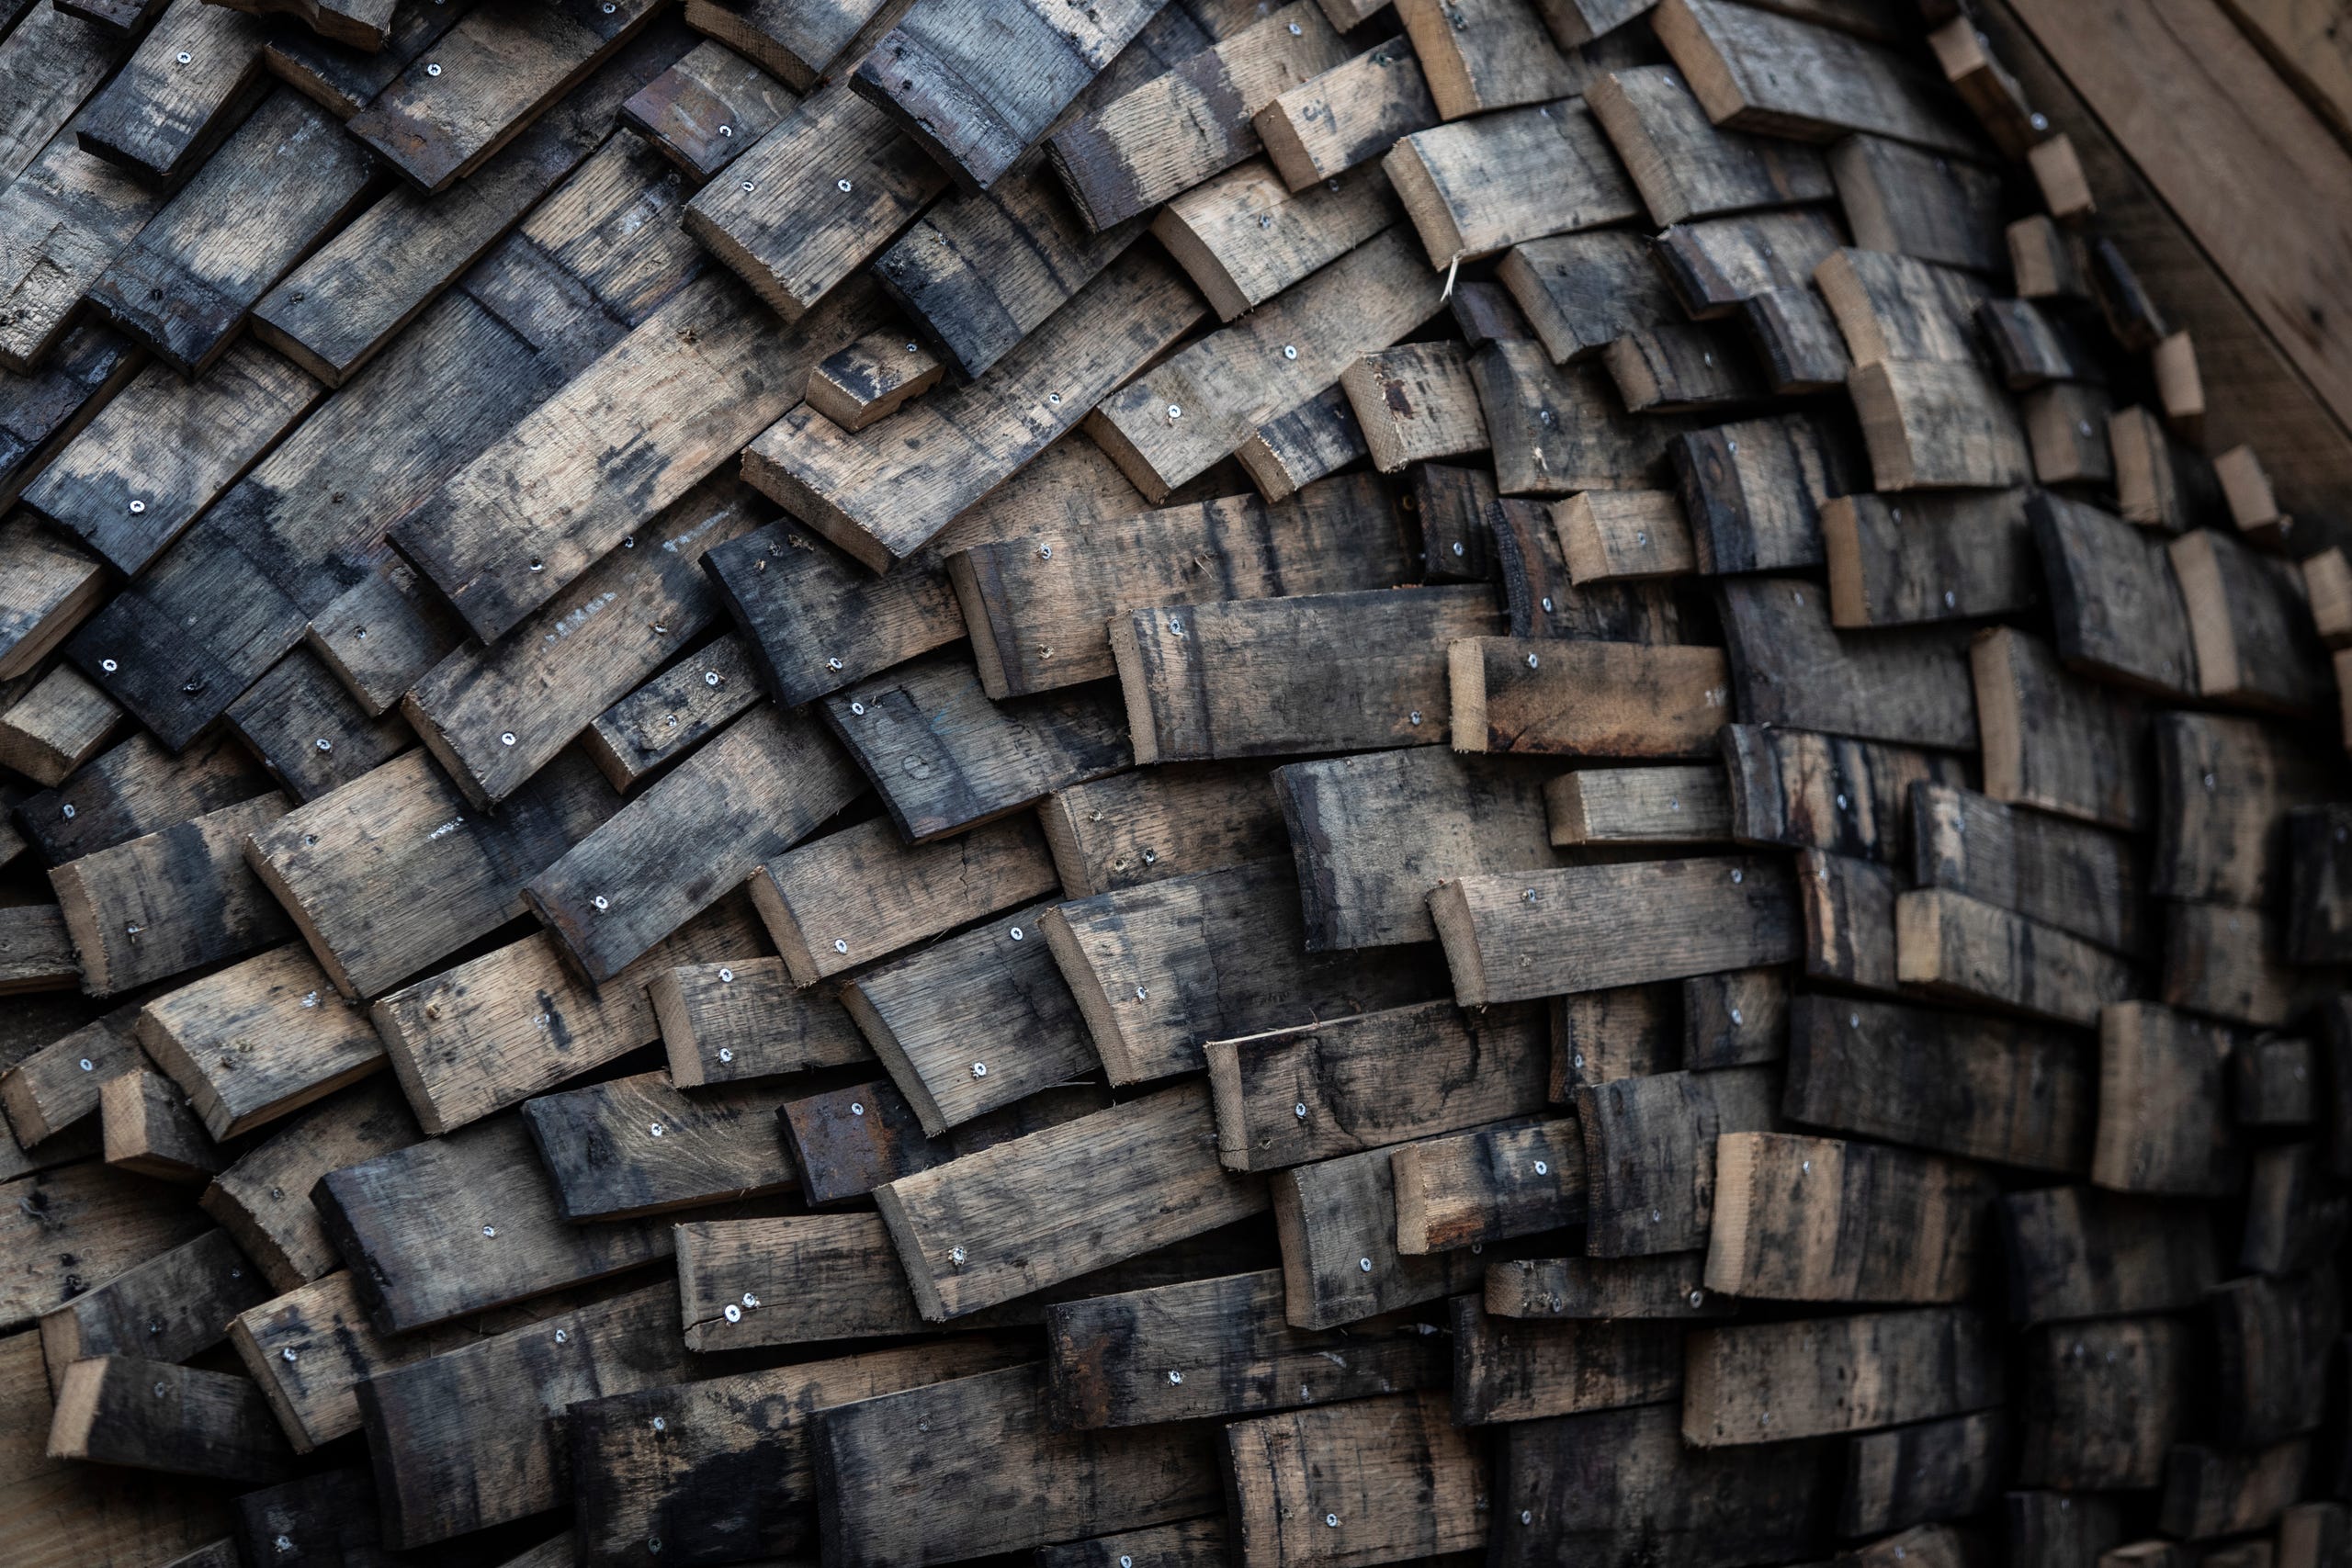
[1892,888,1943,986]
[45,1355,110,1459]
[746,863,825,988]
[1199,1036,1254,1173]
[1039,905,1148,1085]
[239,832,365,1000]
[1819,495,1868,626]
[1426,878,1489,1007]
[869,1179,952,1323]
[2164,531,2237,699]
[1035,790,1102,897]
[226,1309,323,1454]
[1148,205,1252,322]
[1388,1143,1439,1256]
[1251,99,1324,196]
[1967,630,2025,807]
[836,980,954,1138]
[1105,614,1161,767]
[198,1182,305,1295]
[368,998,455,1137]
[1701,1130,1762,1294]
[1380,139,1463,270]
[646,968,706,1087]
[941,548,1019,702]
[46,857,113,997]
[1545,773,1595,846]
[1446,640,1489,754]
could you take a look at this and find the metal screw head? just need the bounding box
[837,178,854,193]
[850,701,865,716]
[275,1537,293,1553]
[1689,1290,1706,1307]
[1728,1008,1741,1025]
[175,51,192,62]
[705,670,722,687]
[1289,18,1302,30]
[2031,112,2049,130]
[1167,403,1182,419]
[554,1329,569,1343]
[315,737,333,752]
[1636,531,1647,546]
[61,804,74,818]
[1408,710,1422,726]
[971,1062,988,1078]
[718,966,734,983]
[1134,987,1148,1000]
[1573,1053,1584,1068]
[851,1101,865,1115]
[1849,1013,1860,1029]
[826,657,844,671]
[741,180,755,192]
[834,938,849,953]
[129,499,146,514]
[1358,1258,1373,1272]
[1943,589,1957,608]
[1009,925,1024,941]
[1540,596,1553,613]
[482,1225,497,1237]
[101,658,118,672]
[528,558,543,571]
[153,1382,167,1396]
[949,1245,967,1265]
[1038,543,1052,559]
[1048,392,1062,404]
[650,1122,665,1136]
[651,1416,666,1432]
[1801,1159,1812,1174]
[426,62,441,74]
[1122,1558,1134,1567]
[1452,541,1464,556]
[1282,344,1297,360]
[724,1304,741,1322]
[78,1057,92,1071]
[718,1047,734,1063]
[1259,214,1272,229]
[282,1347,298,1362]
[1326,1515,1340,1528]
[719,125,732,137]
[2203,773,2217,790]
[1526,652,1540,669]
[1295,1101,1309,1119]
[1835,794,1848,810]
[593,894,610,910]
[1167,1370,1183,1384]
[1651,1209,1661,1222]
[1731,868,1744,884]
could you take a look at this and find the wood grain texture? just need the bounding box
[1718,576,1977,750]
[1114,586,1503,764]
[1046,1269,1445,1428]
[1895,887,2141,1028]
[1786,993,2094,1174]
[1041,762,1288,896]
[137,943,386,1140]
[246,748,618,1000]
[199,1075,420,1291]
[524,704,863,983]
[1586,62,1833,224]
[1682,1305,2004,1446]
[750,252,1204,568]
[1451,638,1733,758]
[1654,0,1977,151]
[1392,1118,1586,1254]
[371,897,765,1134]
[51,795,294,998]
[345,0,668,192]
[1385,97,1641,266]
[1046,857,1450,1085]
[1223,1390,1487,1566]
[1705,1130,1997,1302]
[1577,1064,1778,1256]
[875,1079,1270,1319]
[1431,856,1799,1006]
[47,1356,292,1483]
[813,1361,1221,1567]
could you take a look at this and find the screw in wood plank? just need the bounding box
[1731,868,1744,884]
[274,1538,292,1553]
[651,1416,666,1431]
[101,659,118,672]
[834,938,849,953]
[741,180,754,193]
[1167,404,1182,419]
[724,1304,741,1322]
[1133,987,1148,999]
[1357,1258,1372,1272]
[593,895,610,910]
[1038,544,1052,559]
[1167,1370,1182,1384]
[719,125,733,137]
[949,1246,967,1266]
[1121,1558,1134,1567]
[175,51,190,62]
[481,1225,496,1237]
[1521,1513,1532,1526]
[851,1101,865,1114]
[1944,590,1957,607]
[528,558,542,571]
[1009,925,1024,941]
[554,1329,569,1343]
[1526,652,1539,669]
[1533,1160,1548,1175]
[1282,344,1297,360]
[1572,1053,1584,1069]
[971,1062,988,1077]
[1835,793,1847,809]
[1048,392,1062,405]
[850,701,865,715]
[153,1382,167,1396]
[128,500,145,514]
[1326,1515,1340,1527]
[281,1348,297,1362]
[837,179,854,193]
[718,1047,735,1062]
[426,62,441,75]
[61,804,74,818]
[1650,1209,1661,1222]
[743,1292,760,1308]
[1408,711,1422,726]
[315,738,333,752]
[1727,1008,1740,1024]
[1801,1160,1811,1174]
